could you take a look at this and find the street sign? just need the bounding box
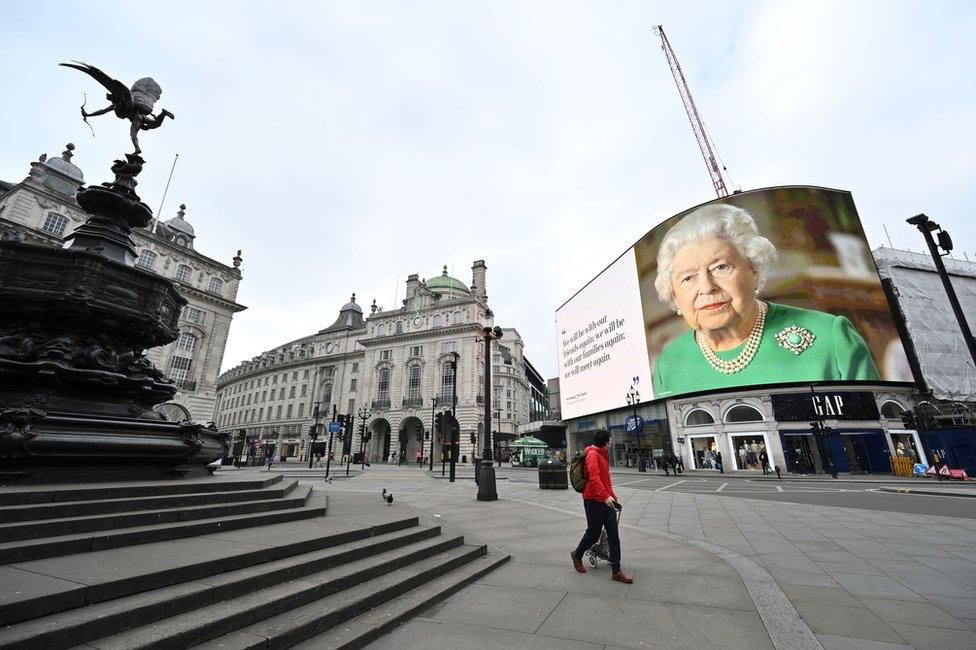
[625,415,644,434]
[329,421,342,434]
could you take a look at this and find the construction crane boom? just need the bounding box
[653,25,730,198]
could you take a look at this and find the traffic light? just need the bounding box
[415,429,423,443]
[434,412,444,437]
[359,420,366,436]
[309,425,318,441]
[470,432,477,445]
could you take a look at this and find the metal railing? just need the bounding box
[402,397,425,409]
[174,379,197,392]
[372,399,391,410]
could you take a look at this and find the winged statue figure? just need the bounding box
[60,61,175,155]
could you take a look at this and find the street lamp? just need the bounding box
[626,380,641,471]
[429,397,437,472]
[907,213,976,370]
[307,402,322,469]
[357,404,371,470]
[479,325,502,501]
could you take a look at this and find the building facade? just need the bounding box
[0,143,246,421]
[215,263,538,464]
[558,244,976,475]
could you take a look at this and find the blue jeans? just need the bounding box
[573,500,621,572]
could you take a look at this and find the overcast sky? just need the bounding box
[3,1,974,379]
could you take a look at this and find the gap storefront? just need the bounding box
[566,400,670,468]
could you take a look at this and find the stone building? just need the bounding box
[0,143,246,421]
[214,263,538,464]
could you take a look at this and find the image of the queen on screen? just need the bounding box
[649,203,880,398]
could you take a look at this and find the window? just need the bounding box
[324,367,336,377]
[303,369,309,379]
[298,403,305,418]
[279,387,286,399]
[441,361,455,398]
[272,375,278,384]
[287,405,293,418]
[441,341,456,353]
[350,378,357,391]
[396,321,403,333]
[300,384,307,397]
[136,250,157,270]
[209,277,223,295]
[351,363,359,373]
[432,315,443,327]
[186,307,205,324]
[42,212,69,237]
[259,407,264,420]
[175,265,192,283]
[322,383,333,407]
[685,409,715,426]
[407,365,422,401]
[410,345,423,357]
[292,372,298,380]
[262,390,267,402]
[276,406,282,419]
[377,369,390,401]
[452,312,462,324]
[246,394,252,405]
[169,355,192,383]
[289,386,295,398]
[880,401,905,419]
[377,324,387,336]
[724,405,764,423]
[380,350,391,361]
[176,333,197,353]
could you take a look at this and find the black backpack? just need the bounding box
[570,450,589,493]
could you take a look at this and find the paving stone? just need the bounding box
[792,601,908,644]
[831,573,926,601]
[424,584,565,633]
[625,571,755,611]
[856,596,970,630]
[921,594,976,620]
[365,619,604,649]
[779,584,861,608]
[815,633,912,649]
[887,622,976,649]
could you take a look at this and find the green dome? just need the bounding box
[426,266,470,294]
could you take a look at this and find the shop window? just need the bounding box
[724,405,763,423]
[880,400,905,419]
[730,435,768,471]
[685,409,715,426]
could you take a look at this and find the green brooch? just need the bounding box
[776,326,815,355]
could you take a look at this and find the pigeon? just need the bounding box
[381,488,388,500]
[386,492,394,505]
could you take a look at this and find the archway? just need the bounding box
[369,418,391,463]
[399,416,425,465]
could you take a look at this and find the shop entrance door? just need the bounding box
[781,434,816,474]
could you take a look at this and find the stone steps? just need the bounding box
[0,476,509,649]
[0,481,308,542]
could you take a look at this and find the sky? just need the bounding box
[3,1,975,380]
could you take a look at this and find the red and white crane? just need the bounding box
[653,25,733,198]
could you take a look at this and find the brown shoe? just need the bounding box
[611,570,634,584]
[570,551,586,573]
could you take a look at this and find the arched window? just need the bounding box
[396,321,404,334]
[724,405,764,423]
[452,311,462,325]
[136,250,157,270]
[880,400,905,419]
[42,212,69,237]
[685,409,715,426]
[407,365,422,401]
[377,368,390,402]
[377,324,387,336]
[176,264,192,283]
[432,314,443,327]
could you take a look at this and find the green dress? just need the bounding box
[652,302,880,398]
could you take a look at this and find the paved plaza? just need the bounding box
[238,463,976,649]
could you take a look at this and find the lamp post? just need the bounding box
[357,404,371,470]
[626,381,640,470]
[906,214,976,370]
[479,326,502,501]
[429,397,437,471]
[308,402,321,469]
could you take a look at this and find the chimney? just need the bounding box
[472,260,487,303]
[405,273,420,300]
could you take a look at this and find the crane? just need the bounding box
[653,25,732,198]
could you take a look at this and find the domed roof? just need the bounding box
[318,293,365,334]
[426,266,470,294]
[44,154,84,183]
[163,204,195,237]
[342,293,363,313]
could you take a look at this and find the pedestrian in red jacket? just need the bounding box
[570,428,634,583]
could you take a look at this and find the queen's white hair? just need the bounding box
[653,203,778,310]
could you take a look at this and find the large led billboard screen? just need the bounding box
[556,186,913,420]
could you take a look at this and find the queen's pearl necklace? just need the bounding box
[695,301,767,374]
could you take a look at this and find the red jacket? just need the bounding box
[581,445,617,503]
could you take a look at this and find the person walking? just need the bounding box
[266,449,275,471]
[715,450,724,474]
[570,428,634,583]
